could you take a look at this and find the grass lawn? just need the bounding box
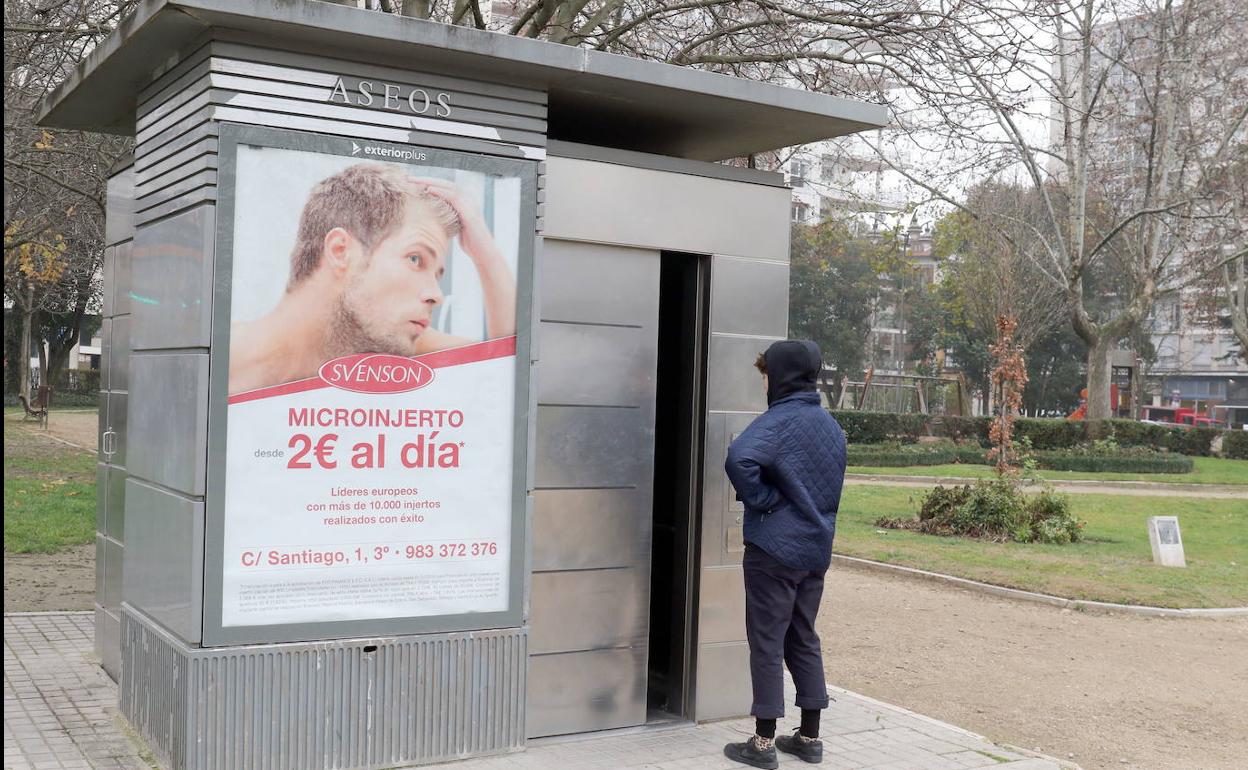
[848,455,1248,485]
[4,422,96,553]
[835,485,1248,608]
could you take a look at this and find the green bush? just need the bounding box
[1223,431,1248,460]
[937,415,992,444]
[1030,450,1193,474]
[847,443,956,467]
[831,411,927,444]
[1014,418,1084,450]
[879,479,1083,544]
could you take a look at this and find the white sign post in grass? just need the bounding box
[1148,516,1186,568]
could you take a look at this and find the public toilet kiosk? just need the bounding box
[39,2,888,767]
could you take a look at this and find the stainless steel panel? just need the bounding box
[95,536,106,601]
[123,479,204,643]
[134,170,218,214]
[135,89,212,146]
[698,565,747,644]
[130,205,215,350]
[134,138,218,185]
[707,334,775,412]
[127,354,208,496]
[96,464,108,534]
[544,156,791,260]
[529,569,647,654]
[711,256,790,337]
[134,154,217,198]
[536,322,653,406]
[114,241,133,316]
[206,84,548,136]
[532,489,647,571]
[104,392,128,469]
[694,642,752,721]
[98,318,112,393]
[535,406,648,488]
[700,413,730,567]
[102,247,115,318]
[210,105,536,158]
[97,392,109,458]
[527,647,647,737]
[121,608,526,770]
[134,190,218,227]
[134,123,218,175]
[95,606,121,682]
[539,240,660,325]
[109,315,130,392]
[105,167,135,246]
[103,537,124,612]
[203,68,545,118]
[207,44,548,106]
[106,463,127,541]
[701,412,760,569]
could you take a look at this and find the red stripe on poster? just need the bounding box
[228,336,517,405]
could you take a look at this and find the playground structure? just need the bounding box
[833,368,974,416]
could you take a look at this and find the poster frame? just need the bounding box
[201,123,536,646]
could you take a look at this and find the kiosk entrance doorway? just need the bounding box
[528,243,707,737]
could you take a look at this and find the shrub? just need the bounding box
[878,480,1083,544]
[830,411,926,444]
[1014,418,1084,450]
[1223,431,1248,460]
[938,415,992,444]
[1030,450,1193,474]
[848,443,956,467]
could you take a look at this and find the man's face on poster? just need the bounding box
[329,197,450,356]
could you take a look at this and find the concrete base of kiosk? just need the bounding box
[120,605,526,770]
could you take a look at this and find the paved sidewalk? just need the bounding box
[4,612,1068,770]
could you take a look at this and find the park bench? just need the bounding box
[17,386,51,428]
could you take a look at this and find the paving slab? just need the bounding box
[3,613,1072,770]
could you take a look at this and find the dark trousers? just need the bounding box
[743,543,830,719]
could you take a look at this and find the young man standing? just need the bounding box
[722,340,847,768]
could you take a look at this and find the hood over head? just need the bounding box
[763,339,821,406]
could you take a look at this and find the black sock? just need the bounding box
[799,708,820,739]
[755,718,776,739]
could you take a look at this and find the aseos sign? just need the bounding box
[327,76,453,118]
[319,354,435,394]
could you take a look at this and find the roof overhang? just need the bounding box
[37,0,889,161]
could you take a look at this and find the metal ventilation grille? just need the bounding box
[121,608,526,770]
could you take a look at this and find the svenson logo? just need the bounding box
[319,354,434,394]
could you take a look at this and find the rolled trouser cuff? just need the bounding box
[795,693,830,710]
[750,702,786,719]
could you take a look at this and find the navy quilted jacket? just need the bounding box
[724,342,847,571]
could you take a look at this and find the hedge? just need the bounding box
[847,442,1194,474]
[829,410,1225,457]
[847,445,957,467]
[1224,431,1248,460]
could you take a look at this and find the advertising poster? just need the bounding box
[218,136,527,629]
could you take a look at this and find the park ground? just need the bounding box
[4,408,1247,769]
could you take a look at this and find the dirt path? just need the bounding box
[820,566,1248,770]
[5,409,99,451]
[3,544,96,612]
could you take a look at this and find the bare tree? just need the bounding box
[862,0,1248,419]
[4,0,137,399]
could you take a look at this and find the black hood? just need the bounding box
[764,339,821,406]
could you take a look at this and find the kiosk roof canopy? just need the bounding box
[38,0,889,161]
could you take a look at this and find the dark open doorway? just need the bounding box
[646,252,708,722]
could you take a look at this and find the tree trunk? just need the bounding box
[19,305,32,401]
[1129,351,1144,420]
[1085,339,1114,421]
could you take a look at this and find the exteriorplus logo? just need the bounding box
[319,354,434,394]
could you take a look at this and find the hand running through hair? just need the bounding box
[409,176,516,340]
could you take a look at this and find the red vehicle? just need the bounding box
[1138,405,1224,429]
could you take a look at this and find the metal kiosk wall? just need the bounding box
[39,2,888,768]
